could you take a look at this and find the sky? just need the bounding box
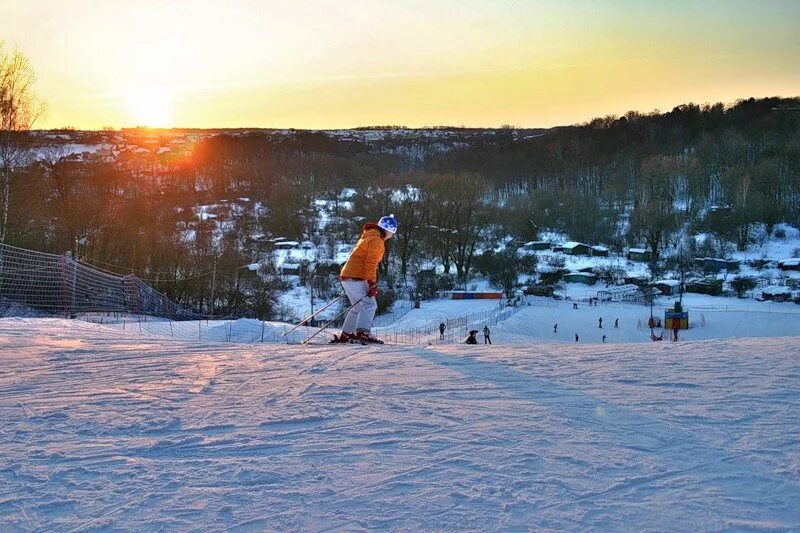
[1,0,798,130]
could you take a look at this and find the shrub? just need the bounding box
[745,258,771,270]
[730,276,757,298]
[415,270,455,300]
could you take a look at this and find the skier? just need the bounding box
[575,332,579,342]
[572,302,579,310]
[553,323,558,334]
[465,330,479,344]
[614,318,619,328]
[483,325,492,345]
[672,328,679,342]
[333,214,398,344]
[439,322,446,340]
[598,317,603,328]
[602,334,607,342]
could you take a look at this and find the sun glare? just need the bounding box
[126,90,172,127]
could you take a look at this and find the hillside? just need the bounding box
[1,318,798,530]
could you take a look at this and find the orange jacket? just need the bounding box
[340,223,385,283]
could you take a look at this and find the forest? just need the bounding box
[4,96,800,318]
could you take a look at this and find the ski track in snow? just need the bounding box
[0,318,799,531]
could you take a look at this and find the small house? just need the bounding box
[562,242,591,256]
[627,248,651,262]
[523,240,551,251]
[653,279,681,296]
[761,285,792,302]
[538,265,564,285]
[685,279,723,296]
[563,271,597,285]
[590,245,609,257]
[698,257,741,274]
[280,263,301,276]
[778,259,800,272]
[596,284,641,302]
[624,275,649,287]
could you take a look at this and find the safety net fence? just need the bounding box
[0,242,200,319]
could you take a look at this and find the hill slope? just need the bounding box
[1,318,798,530]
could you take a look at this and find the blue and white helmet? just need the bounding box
[378,214,398,234]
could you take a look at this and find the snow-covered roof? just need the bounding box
[654,279,681,287]
[246,263,260,271]
[779,259,800,267]
[628,248,649,254]
[275,241,299,247]
[566,271,596,277]
[591,245,609,252]
[562,241,588,249]
[598,284,640,294]
[763,286,791,295]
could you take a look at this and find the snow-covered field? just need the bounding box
[1,318,798,531]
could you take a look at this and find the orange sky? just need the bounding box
[1,0,798,129]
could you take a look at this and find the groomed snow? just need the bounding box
[1,318,798,530]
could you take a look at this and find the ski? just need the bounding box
[283,294,346,336]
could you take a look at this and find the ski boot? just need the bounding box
[356,331,384,345]
[331,332,353,343]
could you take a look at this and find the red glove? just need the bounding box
[367,281,378,298]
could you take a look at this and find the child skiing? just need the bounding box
[333,214,398,344]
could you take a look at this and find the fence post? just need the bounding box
[198,320,201,341]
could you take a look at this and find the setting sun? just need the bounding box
[126,89,172,127]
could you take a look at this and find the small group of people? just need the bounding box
[558,317,619,342]
[465,326,492,345]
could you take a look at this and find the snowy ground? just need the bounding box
[1,318,798,531]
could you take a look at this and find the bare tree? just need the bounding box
[1,42,45,243]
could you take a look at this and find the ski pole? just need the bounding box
[301,295,366,345]
[282,294,346,336]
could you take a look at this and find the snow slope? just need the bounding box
[497,297,800,344]
[1,318,798,531]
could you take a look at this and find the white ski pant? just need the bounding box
[341,279,377,334]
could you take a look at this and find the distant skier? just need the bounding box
[598,317,603,328]
[672,328,679,342]
[439,322,446,340]
[334,214,398,344]
[614,318,619,328]
[575,332,579,342]
[553,323,558,334]
[602,334,607,342]
[465,330,479,344]
[572,302,579,310]
[483,325,492,345]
